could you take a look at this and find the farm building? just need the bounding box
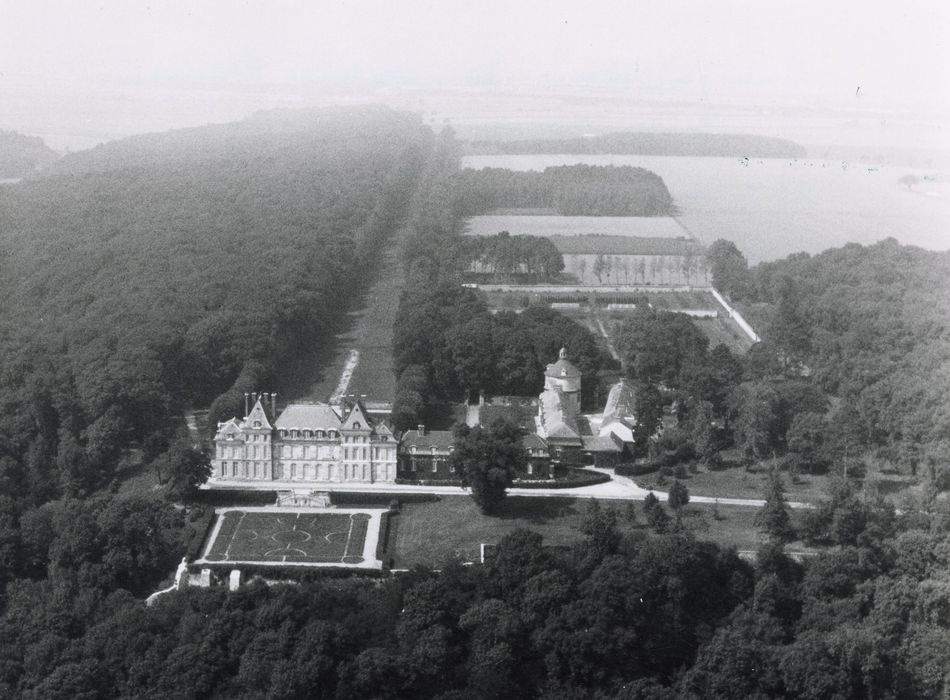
[547,234,709,286]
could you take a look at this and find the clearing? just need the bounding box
[386,494,806,568]
[306,224,409,404]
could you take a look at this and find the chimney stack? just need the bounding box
[417,424,425,436]
[244,392,250,417]
[271,392,277,417]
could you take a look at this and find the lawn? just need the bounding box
[633,460,918,508]
[386,494,802,567]
[203,510,370,564]
[634,465,833,504]
[307,225,406,404]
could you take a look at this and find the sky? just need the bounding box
[0,1,948,148]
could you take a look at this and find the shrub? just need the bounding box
[668,480,690,509]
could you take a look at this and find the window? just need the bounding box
[432,459,437,473]
[353,422,361,429]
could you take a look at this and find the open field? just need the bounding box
[200,508,378,566]
[306,225,407,404]
[465,214,690,238]
[387,494,802,567]
[462,154,950,263]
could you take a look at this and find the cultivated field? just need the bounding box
[463,154,950,263]
[465,214,690,238]
[200,508,379,567]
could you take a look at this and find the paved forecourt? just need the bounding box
[196,507,384,569]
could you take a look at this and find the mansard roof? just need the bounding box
[545,347,581,379]
[274,403,342,431]
[401,429,455,451]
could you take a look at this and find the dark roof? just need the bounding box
[401,429,455,450]
[545,348,581,379]
[478,404,537,433]
[582,435,623,452]
[522,433,549,450]
[547,235,703,256]
[274,403,341,430]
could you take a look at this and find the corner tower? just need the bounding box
[544,347,581,417]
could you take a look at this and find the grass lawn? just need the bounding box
[386,494,813,567]
[635,465,834,504]
[204,511,370,564]
[307,225,406,403]
[634,459,918,508]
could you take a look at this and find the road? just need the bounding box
[206,467,812,510]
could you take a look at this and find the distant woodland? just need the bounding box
[455,164,676,216]
[0,130,58,178]
[466,131,808,158]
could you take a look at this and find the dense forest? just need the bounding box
[3,491,949,698]
[0,107,432,696]
[0,130,58,178]
[0,106,428,500]
[465,131,807,158]
[704,238,950,480]
[455,164,676,216]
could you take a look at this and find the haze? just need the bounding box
[1,0,948,150]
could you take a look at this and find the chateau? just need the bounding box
[210,394,398,484]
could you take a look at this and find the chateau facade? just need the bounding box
[210,395,397,484]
